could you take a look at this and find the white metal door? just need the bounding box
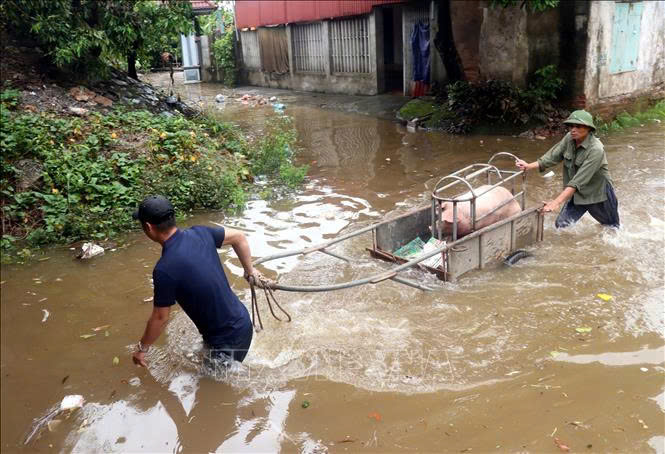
[180,33,201,83]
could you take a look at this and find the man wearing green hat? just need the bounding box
[515,110,620,228]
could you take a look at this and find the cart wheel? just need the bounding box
[503,249,531,266]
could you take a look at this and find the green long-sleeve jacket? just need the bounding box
[537,132,613,205]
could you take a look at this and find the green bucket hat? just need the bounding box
[563,110,596,131]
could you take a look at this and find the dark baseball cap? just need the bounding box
[132,195,175,224]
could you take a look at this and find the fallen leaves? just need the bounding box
[597,293,612,302]
[92,324,111,332]
[112,356,120,366]
[79,334,96,339]
[301,400,310,409]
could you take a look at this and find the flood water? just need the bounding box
[1,74,664,453]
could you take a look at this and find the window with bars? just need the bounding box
[330,16,370,74]
[292,22,325,73]
[240,30,261,70]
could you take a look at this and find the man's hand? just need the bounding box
[516,159,538,172]
[245,269,266,288]
[541,200,561,213]
[132,351,147,367]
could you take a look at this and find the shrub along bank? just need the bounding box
[398,65,567,135]
[0,90,307,258]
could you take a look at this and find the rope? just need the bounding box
[248,272,292,332]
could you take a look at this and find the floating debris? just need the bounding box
[41,309,50,323]
[575,326,592,333]
[77,242,104,259]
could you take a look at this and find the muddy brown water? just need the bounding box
[1,74,664,453]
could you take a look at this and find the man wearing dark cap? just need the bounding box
[131,195,259,368]
[515,110,620,228]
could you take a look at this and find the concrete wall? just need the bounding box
[239,10,382,95]
[558,1,590,107]
[584,1,665,112]
[526,8,560,76]
[199,35,215,82]
[476,3,558,87]
[429,1,447,86]
[478,5,529,86]
[450,0,482,82]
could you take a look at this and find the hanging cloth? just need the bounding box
[258,26,289,74]
[411,21,430,84]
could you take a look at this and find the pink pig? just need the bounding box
[437,185,521,238]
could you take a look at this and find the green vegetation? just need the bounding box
[594,101,665,136]
[402,65,566,133]
[397,99,436,121]
[200,9,238,87]
[489,0,559,12]
[0,91,307,256]
[3,0,193,79]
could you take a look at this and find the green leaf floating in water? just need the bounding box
[575,327,592,333]
[301,400,310,409]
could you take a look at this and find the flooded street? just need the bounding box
[2,74,664,453]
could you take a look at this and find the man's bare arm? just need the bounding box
[222,228,256,279]
[543,186,576,213]
[133,306,171,367]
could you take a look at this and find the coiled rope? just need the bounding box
[248,272,292,332]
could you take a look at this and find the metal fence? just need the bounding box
[330,15,370,73]
[240,30,261,70]
[292,22,325,73]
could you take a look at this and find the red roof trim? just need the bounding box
[236,0,406,28]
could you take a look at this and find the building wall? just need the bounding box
[478,5,528,86]
[450,0,482,82]
[584,1,665,112]
[239,10,382,95]
[558,1,590,108]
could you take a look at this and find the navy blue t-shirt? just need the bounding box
[152,226,251,346]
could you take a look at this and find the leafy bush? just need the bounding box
[529,65,564,101]
[251,115,307,184]
[200,9,238,87]
[1,108,306,254]
[490,0,559,11]
[3,0,193,79]
[439,65,565,133]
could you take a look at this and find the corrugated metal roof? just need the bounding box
[236,0,406,29]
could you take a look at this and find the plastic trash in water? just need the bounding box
[215,94,225,103]
[77,242,104,259]
[269,96,277,102]
[543,171,555,178]
[272,102,286,113]
[24,395,85,444]
[60,395,85,411]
